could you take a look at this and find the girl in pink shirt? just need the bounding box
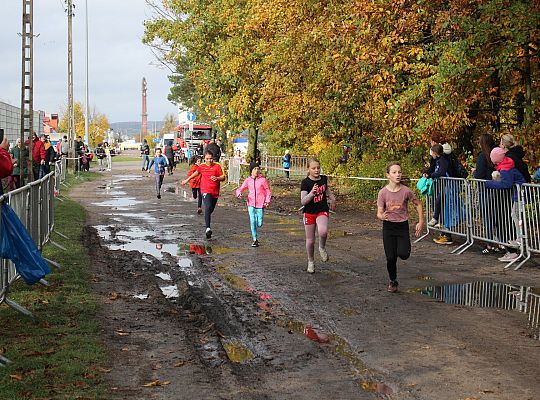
[377,162,424,293]
[236,163,272,247]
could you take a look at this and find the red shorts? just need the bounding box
[303,211,329,225]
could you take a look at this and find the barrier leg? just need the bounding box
[452,239,474,255]
[44,257,62,270]
[53,230,69,239]
[50,240,68,251]
[4,297,33,318]
[0,354,12,367]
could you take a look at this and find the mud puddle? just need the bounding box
[419,281,540,339]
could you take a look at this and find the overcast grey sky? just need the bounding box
[0,0,178,123]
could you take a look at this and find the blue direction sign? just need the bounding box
[187,112,196,122]
[152,137,161,144]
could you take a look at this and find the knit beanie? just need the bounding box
[442,143,452,154]
[490,147,507,165]
[249,161,260,173]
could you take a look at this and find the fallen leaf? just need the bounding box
[174,361,185,367]
[115,329,130,336]
[96,367,112,373]
[9,374,23,381]
[151,363,162,370]
[121,347,130,351]
[109,292,119,300]
[143,380,171,387]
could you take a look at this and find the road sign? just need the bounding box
[152,137,160,144]
[189,121,194,131]
[187,112,196,122]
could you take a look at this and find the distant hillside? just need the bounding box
[110,121,169,138]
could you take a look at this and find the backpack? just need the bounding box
[449,153,468,178]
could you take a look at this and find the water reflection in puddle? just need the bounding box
[178,258,193,269]
[160,285,179,298]
[91,197,143,207]
[105,212,154,221]
[156,272,172,281]
[420,281,540,340]
[222,341,253,363]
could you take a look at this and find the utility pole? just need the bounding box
[84,0,89,146]
[141,77,148,143]
[20,0,34,183]
[66,0,76,168]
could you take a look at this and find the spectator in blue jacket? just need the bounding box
[425,144,455,245]
[282,149,291,178]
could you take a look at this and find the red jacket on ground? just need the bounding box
[0,148,14,179]
[32,138,46,163]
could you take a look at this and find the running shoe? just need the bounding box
[433,234,453,245]
[387,281,399,293]
[498,252,519,262]
[251,240,259,247]
[427,218,438,227]
[197,208,202,214]
[307,261,315,274]
[319,247,328,262]
[205,228,212,239]
[157,194,161,199]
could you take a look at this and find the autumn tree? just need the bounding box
[58,102,110,147]
[143,0,540,167]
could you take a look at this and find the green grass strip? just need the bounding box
[0,172,112,399]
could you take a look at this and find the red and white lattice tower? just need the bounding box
[141,77,148,142]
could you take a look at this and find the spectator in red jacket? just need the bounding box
[31,133,46,180]
[1,136,15,195]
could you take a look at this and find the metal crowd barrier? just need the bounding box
[417,177,539,270]
[518,184,540,269]
[1,160,64,311]
[416,177,471,254]
[262,155,312,178]
[423,281,539,337]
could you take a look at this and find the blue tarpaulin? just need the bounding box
[0,203,51,285]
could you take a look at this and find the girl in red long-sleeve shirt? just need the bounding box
[186,156,202,214]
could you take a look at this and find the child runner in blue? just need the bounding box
[300,158,336,273]
[148,147,169,199]
[236,163,272,247]
[377,162,424,292]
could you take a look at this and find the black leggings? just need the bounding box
[382,220,411,282]
[202,194,218,229]
[192,188,202,208]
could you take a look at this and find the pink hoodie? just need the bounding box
[236,176,271,208]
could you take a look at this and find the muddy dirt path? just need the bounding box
[69,161,539,400]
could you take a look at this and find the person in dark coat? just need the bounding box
[500,134,531,183]
[164,141,175,175]
[473,133,496,180]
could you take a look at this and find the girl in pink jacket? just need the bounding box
[236,163,272,247]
